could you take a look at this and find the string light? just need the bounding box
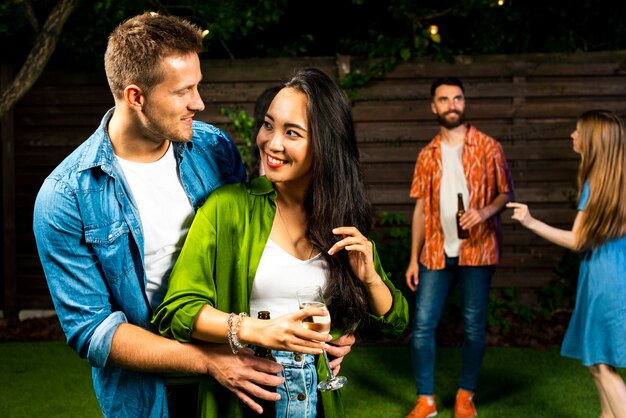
[498,0,505,5]
[429,25,439,35]
[201,29,210,38]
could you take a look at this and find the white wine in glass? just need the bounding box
[296,286,347,391]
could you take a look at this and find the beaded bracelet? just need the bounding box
[227,312,248,354]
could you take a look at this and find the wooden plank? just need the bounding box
[370,206,578,228]
[200,57,337,82]
[362,161,578,184]
[200,82,284,103]
[352,100,626,122]
[17,86,113,106]
[35,70,106,85]
[356,77,626,101]
[366,185,577,205]
[359,143,579,163]
[492,271,558,288]
[354,121,575,144]
[370,52,626,79]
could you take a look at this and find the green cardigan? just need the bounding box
[152,176,409,418]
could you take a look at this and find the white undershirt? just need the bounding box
[116,144,194,308]
[250,238,327,319]
[440,142,469,257]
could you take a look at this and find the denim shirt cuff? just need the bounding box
[87,311,128,368]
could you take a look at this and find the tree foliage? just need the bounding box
[1,0,625,117]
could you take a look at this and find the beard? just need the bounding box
[437,110,465,130]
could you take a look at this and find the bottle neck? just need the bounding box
[457,194,464,210]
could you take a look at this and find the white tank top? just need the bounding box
[116,144,194,308]
[250,238,327,319]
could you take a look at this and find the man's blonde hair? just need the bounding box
[104,13,203,98]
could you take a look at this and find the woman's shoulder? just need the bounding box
[203,177,274,209]
[198,182,250,214]
[212,181,249,197]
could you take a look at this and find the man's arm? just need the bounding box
[459,191,513,230]
[507,202,580,250]
[405,198,425,292]
[109,324,284,414]
[460,139,514,230]
[33,179,282,413]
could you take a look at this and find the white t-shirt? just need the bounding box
[439,142,469,257]
[250,238,327,319]
[116,144,194,308]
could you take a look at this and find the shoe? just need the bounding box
[405,395,437,418]
[454,389,477,418]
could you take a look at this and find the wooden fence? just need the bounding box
[2,52,626,316]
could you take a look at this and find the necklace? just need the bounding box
[275,199,315,259]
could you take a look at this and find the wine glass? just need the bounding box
[296,285,347,391]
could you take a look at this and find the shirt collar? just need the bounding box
[249,175,277,200]
[429,124,476,150]
[77,108,195,173]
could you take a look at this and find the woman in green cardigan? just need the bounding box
[152,68,409,418]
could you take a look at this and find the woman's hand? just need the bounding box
[239,307,332,354]
[328,226,393,316]
[327,226,381,286]
[506,202,535,228]
[506,201,579,250]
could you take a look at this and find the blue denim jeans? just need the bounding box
[410,257,494,395]
[273,350,318,418]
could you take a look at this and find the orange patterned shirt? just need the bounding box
[409,125,514,269]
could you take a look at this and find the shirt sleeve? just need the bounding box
[577,181,590,211]
[356,241,409,341]
[409,149,428,199]
[491,140,515,197]
[33,178,126,368]
[217,128,247,184]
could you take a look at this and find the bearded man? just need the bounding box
[404,77,515,418]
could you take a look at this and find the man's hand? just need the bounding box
[405,260,419,292]
[325,333,356,376]
[108,325,284,414]
[199,344,284,415]
[459,208,487,230]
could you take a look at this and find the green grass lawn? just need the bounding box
[1,341,623,417]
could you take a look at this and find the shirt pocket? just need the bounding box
[84,220,135,284]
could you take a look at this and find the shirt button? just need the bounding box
[297,393,306,401]
[293,354,303,362]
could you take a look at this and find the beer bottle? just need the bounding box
[254,311,276,417]
[456,193,469,239]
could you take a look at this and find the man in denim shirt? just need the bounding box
[32,13,284,418]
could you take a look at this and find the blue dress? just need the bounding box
[560,181,626,367]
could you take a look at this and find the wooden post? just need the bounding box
[1,63,17,319]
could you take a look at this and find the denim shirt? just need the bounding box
[33,108,245,417]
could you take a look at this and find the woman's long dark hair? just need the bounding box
[284,68,373,331]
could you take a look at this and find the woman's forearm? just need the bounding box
[525,217,577,250]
